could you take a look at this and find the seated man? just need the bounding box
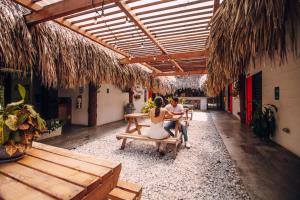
[164,96,191,148]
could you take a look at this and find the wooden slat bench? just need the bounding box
[0,142,142,200]
[107,180,142,200]
[117,130,182,159]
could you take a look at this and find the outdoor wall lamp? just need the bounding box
[76,95,82,109]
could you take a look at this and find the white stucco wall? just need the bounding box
[247,29,300,156]
[58,86,89,126]
[97,84,129,126]
[232,96,240,119]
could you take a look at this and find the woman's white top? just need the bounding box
[143,121,169,139]
[142,108,169,139]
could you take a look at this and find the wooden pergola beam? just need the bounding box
[154,69,208,77]
[120,50,208,64]
[25,0,120,25]
[213,0,221,13]
[116,0,184,72]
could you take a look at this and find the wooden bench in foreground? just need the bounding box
[0,142,142,200]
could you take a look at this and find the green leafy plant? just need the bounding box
[250,103,278,140]
[0,84,47,156]
[167,97,186,104]
[141,98,155,113]
[46,118,65,132]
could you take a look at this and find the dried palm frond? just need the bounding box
[0,0,34,74]
[207,0,299,96]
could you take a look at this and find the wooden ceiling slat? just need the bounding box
[108,38,151,45]
[63,3,117,20]
[25,0,120,25]
[158,32,209,40]
[140,5,213,21]
[94,28,143,37]
[147,16,211,30]
[135,0,212,16]
[163,41,207,47]
[153,26,209,35]
[104,33,143,42]
[145,11,212,26]
[70,10,123,24]
[130,0,174,10]
[156,30,210,38]
[90,24,134,35]
[161,39,208,45]
[150,22,209,33]
[84,20,127,32]
[159,35,208,42]
[78,15,125,28]
[101,30,143,40]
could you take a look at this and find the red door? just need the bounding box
[148,89,152,100]
[246,76,253,124]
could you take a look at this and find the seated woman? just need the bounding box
[143,96,174,140]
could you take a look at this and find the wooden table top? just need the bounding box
[0,142,121,200]
[124,113,149,118]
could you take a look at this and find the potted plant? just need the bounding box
[0,84,46,163]
[37,118,64,140]
[250,103,278,140]
[141,98,155,113]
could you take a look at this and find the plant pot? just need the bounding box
[37,127,62,141]
[0,145,25,163]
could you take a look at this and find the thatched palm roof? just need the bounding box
[0,0,172,94]
[207,0,299,96]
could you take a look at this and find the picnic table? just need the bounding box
[0,142,142,200]
[117,113,183,158]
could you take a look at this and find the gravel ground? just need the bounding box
[73,112,251,200]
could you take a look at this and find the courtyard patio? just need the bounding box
[0,0,300,199]
[42,111,300,200]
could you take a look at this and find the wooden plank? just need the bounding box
[141,6,213,22]
[116,133,178,144]
[120,50,207,64]
[25,0,120,25]
[84,163,122,200]
[147,16,211,29]
[33,142,120,170]
[135,0,212,16]
[17,155,100,192]
[0,163,85,200]
[0,174,55,200]
[107,188,136,200]
[26,148,112,180]
[117,180,142,196]
[155,69,208,76]
[124,113,149,118]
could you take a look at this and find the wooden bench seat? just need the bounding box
[116,131,182,158]
[107,180,142,200]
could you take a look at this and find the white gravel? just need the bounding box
[73,112,251,200]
